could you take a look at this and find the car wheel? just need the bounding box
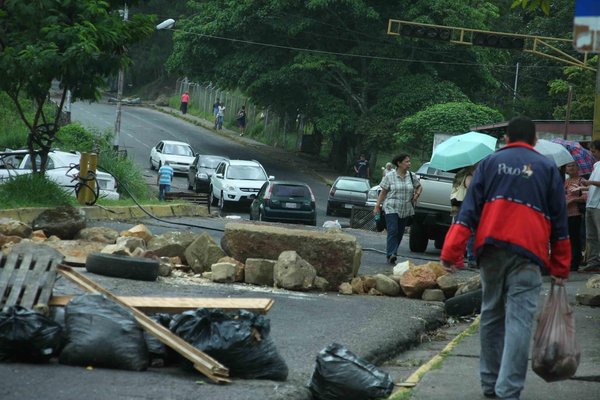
[218,191,226,211]
[86,253,159,281]
[209,188,218,206]
[409,221,429,253]
[194,182,202,193]
[149,157,155,170]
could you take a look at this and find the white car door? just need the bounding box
[150,141,164,168]
[211,162,227,199]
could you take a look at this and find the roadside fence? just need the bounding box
[175,78,309,153]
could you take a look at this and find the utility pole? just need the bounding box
[113,2,128,152]
[513,62,520,101]
[564,85,573,139]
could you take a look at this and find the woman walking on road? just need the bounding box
[373,153,422,264]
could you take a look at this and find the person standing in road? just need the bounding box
[441,116,570,400]
[157,161,174,201]
[180,91,190,115]
[217,102,226,130]
[564,161,586,271]
[373,153,422,265]
[213,98,220,128]
[577,140,600,272]
[354,153,370,179]
[236,105,247,136]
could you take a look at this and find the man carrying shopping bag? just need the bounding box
[441,116,571,400]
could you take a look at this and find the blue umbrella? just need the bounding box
[429,131,497,171]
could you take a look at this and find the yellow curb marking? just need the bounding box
[387,315,481,400]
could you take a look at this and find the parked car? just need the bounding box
[0,150,119,200]
[209,159,274,210]
[187,154,229,193]
[249,181,317,226]
[326,176,371,215]
[365,184,381,207]
[149,140,195,173]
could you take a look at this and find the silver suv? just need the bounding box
[209,159,274,210]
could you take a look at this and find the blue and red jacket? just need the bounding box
[441,142,571,278]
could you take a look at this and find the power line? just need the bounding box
[166,27,572,70]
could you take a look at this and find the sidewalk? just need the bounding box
[388,274,600,400]
[151,105,340,186]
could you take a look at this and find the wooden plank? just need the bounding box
[56,265,230,383]
[19,254,51,309]
[4,252,33,307]
[49,295,274,314]
[33,256,61,309]
[0,252,20,307]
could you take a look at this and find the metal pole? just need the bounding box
[513,62,519,101]
[564,85,573,140]
[113,3,128,152]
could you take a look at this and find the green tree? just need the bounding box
[396,101,504,160]
[166,0,502,170]
[0,0,154,173]
[511,0,551,15]
[548,56,596,120]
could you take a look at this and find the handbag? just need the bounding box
[531,281,580,382]
[375,209,386,232]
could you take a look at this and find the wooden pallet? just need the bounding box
[165,191,209,205]
[0,244,64,310]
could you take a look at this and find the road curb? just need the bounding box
[0,204,209,225]
[387,315,481,399]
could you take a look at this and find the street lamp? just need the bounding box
[157,18,175,30]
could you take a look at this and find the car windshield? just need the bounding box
[164,144,194,156]
[273,184,310,198]
[227,165,267,180]
[199,157,224,169]
[335,179,369,191]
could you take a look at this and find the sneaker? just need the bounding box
[483,391,497,398]
[387,255,397,265]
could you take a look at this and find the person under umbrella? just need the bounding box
[551,138,594,178]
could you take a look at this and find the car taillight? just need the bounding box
[264,184,273,200]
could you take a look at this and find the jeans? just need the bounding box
[158,184,171,201]
[385,212,407,258]
[479,246,542,400]
[586,207,600,266]
[217,115,224,129]
[568,215,582,270]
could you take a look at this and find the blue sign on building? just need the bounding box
[574,0,600,52]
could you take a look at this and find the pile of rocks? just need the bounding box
[338,260,481,302]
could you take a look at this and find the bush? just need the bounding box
[56,123,97,152]
[97,147,150,201]
[0,174,74,208]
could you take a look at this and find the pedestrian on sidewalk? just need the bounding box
[564,161,587,271]
[217,102,226,130]
[373,153,421,265]
[577,140,600,272]
[180,91,189,115]
[213,98,220,128]
[236,105,247,136]
[157,161,174,201]
[441,116,570,400]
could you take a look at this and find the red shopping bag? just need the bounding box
[531,281,580,382]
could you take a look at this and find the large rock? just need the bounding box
[274,251,316,291]
[221,222,361,288]
[119,224,153,243]
[437,274,459,298]
[576,288,600,306]
[455,274,481,296]
[373,274,401,296]
[586,274,600,289]
[216,256,244,282]
[0,218,32,238]
[211,262,237,283]
[244,258,275,286]
[400,266,438,298]
[183,233,226,274]
[75,227,119,244]
[147,231,198,260]
[32,206,86,239]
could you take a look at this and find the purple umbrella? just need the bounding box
[551,138,595,175]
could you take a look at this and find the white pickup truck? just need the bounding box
[365,162,454,252]
[0,150,119,200]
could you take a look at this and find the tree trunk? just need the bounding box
[328,135,350,172]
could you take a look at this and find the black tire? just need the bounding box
[194,182,202,193]
[85,253,159,281]
[409,221,429,253]
[209,188,218,206]
[149,157,155,170]
[445,289,482,317]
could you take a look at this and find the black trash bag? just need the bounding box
[308,343,394,400]
[144,313,176,366]
[0,306,63,363]
[170,308,288,381]
[59,294,149,371]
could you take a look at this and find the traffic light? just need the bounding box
[400,24,451,41]
[472,33,525,50]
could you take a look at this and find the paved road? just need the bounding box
[71,102,339,227]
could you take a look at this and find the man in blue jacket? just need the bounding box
[441,116,570,400]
